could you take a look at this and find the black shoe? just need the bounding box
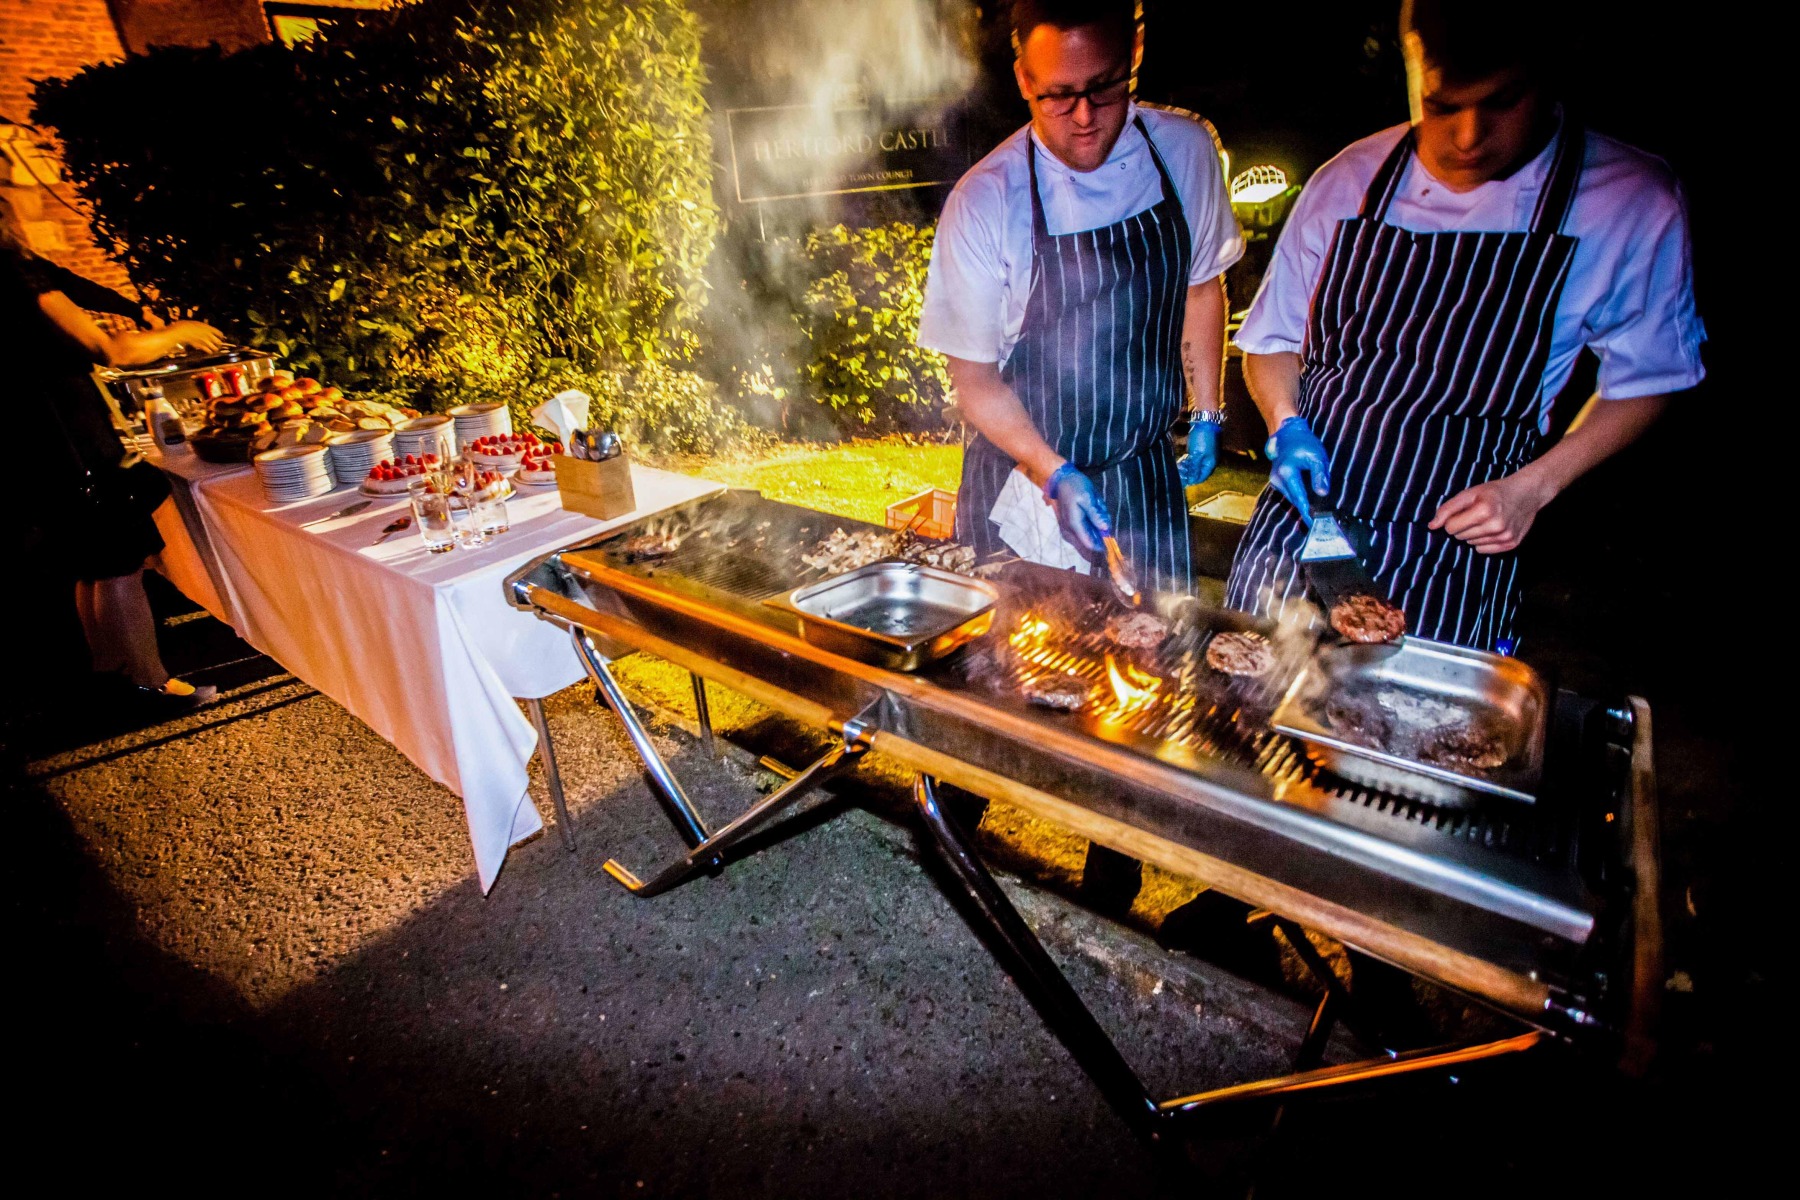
[136,676,219,712]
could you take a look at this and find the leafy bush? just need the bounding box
[524,361,749,456]
[795,222,951,434]
[36,0,739,451]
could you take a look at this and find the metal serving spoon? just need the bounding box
[371,515,412,545]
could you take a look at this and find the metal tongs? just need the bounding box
[1101,534,1142,607]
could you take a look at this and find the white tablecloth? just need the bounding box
[181,463,721,890]
[147,446,249,625]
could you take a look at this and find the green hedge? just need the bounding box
[797,221,951,434]
[36,0,744,451]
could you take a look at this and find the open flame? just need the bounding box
[1105,653,1161,716]
[1010,614,1053,655]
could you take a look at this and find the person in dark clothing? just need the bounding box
[3,192,226,708]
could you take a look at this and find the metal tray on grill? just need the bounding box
[765,560,999,671]
[1269,638,1548,806]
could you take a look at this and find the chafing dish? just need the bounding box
[764,560,997,671]
[1270,638,1549,806]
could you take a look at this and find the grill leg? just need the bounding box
[603,737,867,897]
[573,627,710,849]
[525,696,576,851]
[913,774,1163,1140]
[1294,991,1337,1072]
[690,671,716,758]
[1271,918,1391,1056]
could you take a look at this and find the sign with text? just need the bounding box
[725,101,964,203]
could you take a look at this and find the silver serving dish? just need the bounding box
[1270,638,1548,806]
[765,560,998,671]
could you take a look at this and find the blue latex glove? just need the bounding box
[1044,463,1114,556]
[1264,416,1332,523]
[1177,420,1218,487]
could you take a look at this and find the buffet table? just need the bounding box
[150,446,720,890]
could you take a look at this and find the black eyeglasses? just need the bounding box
[1031,71,1132,117]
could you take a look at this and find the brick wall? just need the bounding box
[109,0,267,56]
[0,0,134,291]
[1,0,283,298]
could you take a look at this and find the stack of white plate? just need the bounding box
[325,429,395,486]
[254,444,335,504]
[449,402,511,452]
[393,414,454,462]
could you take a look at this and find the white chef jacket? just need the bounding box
[917,102,1244,366]
[1235,121,1705,428]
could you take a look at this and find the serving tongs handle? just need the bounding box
[1101,535,1141,608]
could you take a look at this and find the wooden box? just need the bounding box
[885,487,958,539]
[551,452,636,520]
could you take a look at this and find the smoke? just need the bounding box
[712,0,976,114]
[694,0,981,437]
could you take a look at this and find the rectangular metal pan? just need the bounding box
[764,560,999,672]
[1270,637,1548,806]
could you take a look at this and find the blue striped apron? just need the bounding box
[955,117,1195,593]
[1225,125,1586,650]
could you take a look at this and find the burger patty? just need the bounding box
[1324,697,1391,748]
[1022,674,1088,711]
[621,532,680,559]
[1329,594,1406,644]
[1420,725,1508,772]
[1204,631,1275,677]
[1106,611,1169,650]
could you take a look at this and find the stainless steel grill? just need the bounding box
[508,488,1662,1138]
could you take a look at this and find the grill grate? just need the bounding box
[980,578,1534,858]
[587,491,843,600]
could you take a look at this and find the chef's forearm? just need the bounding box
[1181,277,1227,416]
[946,355,1065,487]
[1242,351,1303,435]
[1517,393,1669,501]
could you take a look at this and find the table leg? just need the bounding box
[526,696,576,851]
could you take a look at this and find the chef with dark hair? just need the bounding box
[1226,0,1704,649]
[918,0,1243,592]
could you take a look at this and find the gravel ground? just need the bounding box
[12,637,1315,1196]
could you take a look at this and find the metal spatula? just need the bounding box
[1298,500,1393,628]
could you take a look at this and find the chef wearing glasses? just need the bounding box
[918,0,1243,592]
[1226,0,1704,649]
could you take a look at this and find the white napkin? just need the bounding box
[991,466,1088,570]
[530,389,591,447]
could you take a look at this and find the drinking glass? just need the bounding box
[408,481,456,554]
[476,492,511,536]
[449,494,489,548]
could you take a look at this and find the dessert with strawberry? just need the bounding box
[467,432,540,471]
[361,453,440,495]
[514,440,563,487]
[468,467,515,502]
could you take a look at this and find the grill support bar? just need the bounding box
[575,626,876,897]
[913,772,1543,1145]
[603,736,868,897]
[914,774,1165,1135]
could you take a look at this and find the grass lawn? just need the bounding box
[663,436,963,527]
